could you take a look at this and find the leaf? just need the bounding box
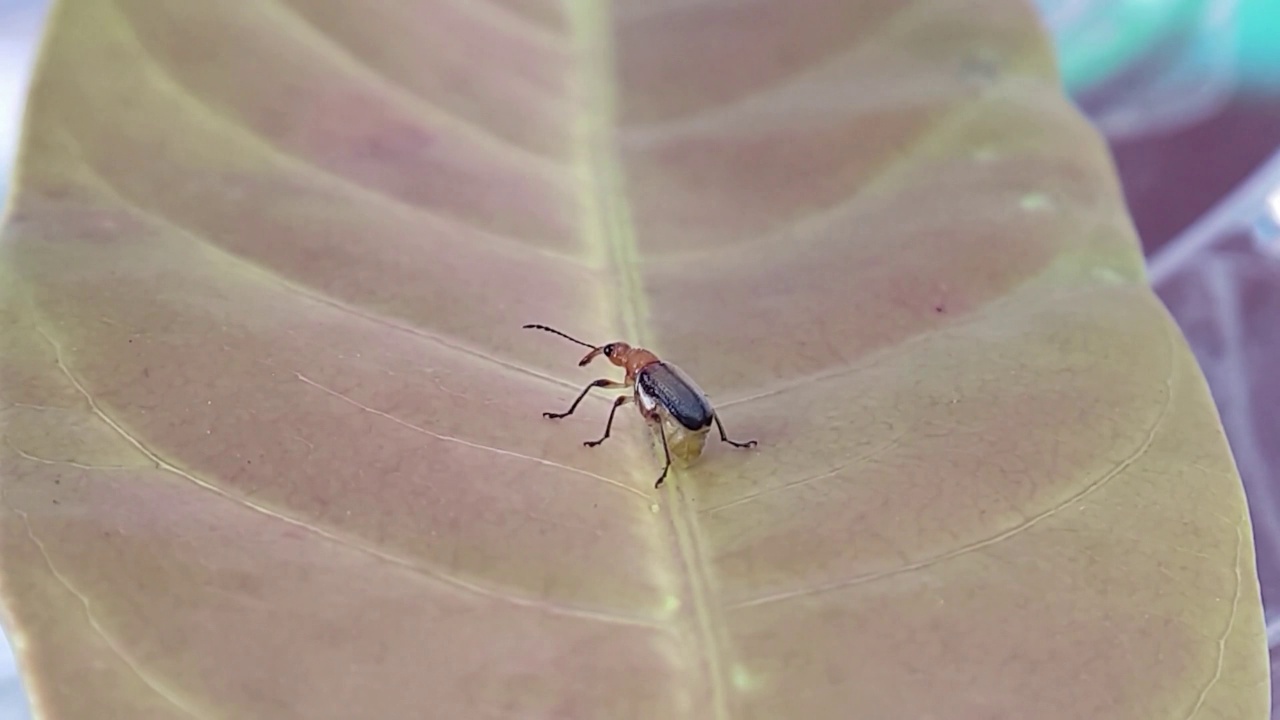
[0,0,1268,718]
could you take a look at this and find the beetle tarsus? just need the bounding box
[714,415,757,449]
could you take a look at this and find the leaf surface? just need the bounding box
[0,1,1268,718]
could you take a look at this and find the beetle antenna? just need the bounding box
[522,324,598,350]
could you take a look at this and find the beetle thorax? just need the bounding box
[622,349,660,381]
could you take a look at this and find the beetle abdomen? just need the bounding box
[664,419,709,466]
[637,362,715,431]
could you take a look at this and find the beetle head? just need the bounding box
[578,341,631,367]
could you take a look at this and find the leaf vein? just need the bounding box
[59,147,583,394]
[701,435,902,514]
[623,6,911,132]
[3,500,203,718]
[1181,514,1245,719]
[294,371,650,500]
[260,0,568,169]
[28,318,654,628]
[729,320,1177,610]
[3,437,139,471]
[105,0,579,259]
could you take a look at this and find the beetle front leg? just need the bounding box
[584,395,632,447]
[714,414,758,448]
[543,378,628,419]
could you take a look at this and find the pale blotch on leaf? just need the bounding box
[1020,192,1053,211]
[661,594,681,616]
[971,147,1001,163]
[731,664,755,691]
[1090,266,1129,286]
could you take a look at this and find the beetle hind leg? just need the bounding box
[713,414,757,448]
[654,422,673,488]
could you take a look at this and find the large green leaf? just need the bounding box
[0,0,1267,718]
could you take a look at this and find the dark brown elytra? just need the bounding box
[524,324,756,488]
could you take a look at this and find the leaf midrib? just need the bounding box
[567,2,733,716]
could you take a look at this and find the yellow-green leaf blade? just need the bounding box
[0,1,1267,718]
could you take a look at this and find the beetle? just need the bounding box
[524,323,757,488]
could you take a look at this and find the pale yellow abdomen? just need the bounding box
[661,418,709,467]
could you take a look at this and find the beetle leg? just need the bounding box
[654,422,673,488]
[543,379,628,419]
[584,395,632,447]
[714,414,758,448]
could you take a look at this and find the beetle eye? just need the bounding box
[602,343,616,356]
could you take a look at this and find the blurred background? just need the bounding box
[0,0,1278,717]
